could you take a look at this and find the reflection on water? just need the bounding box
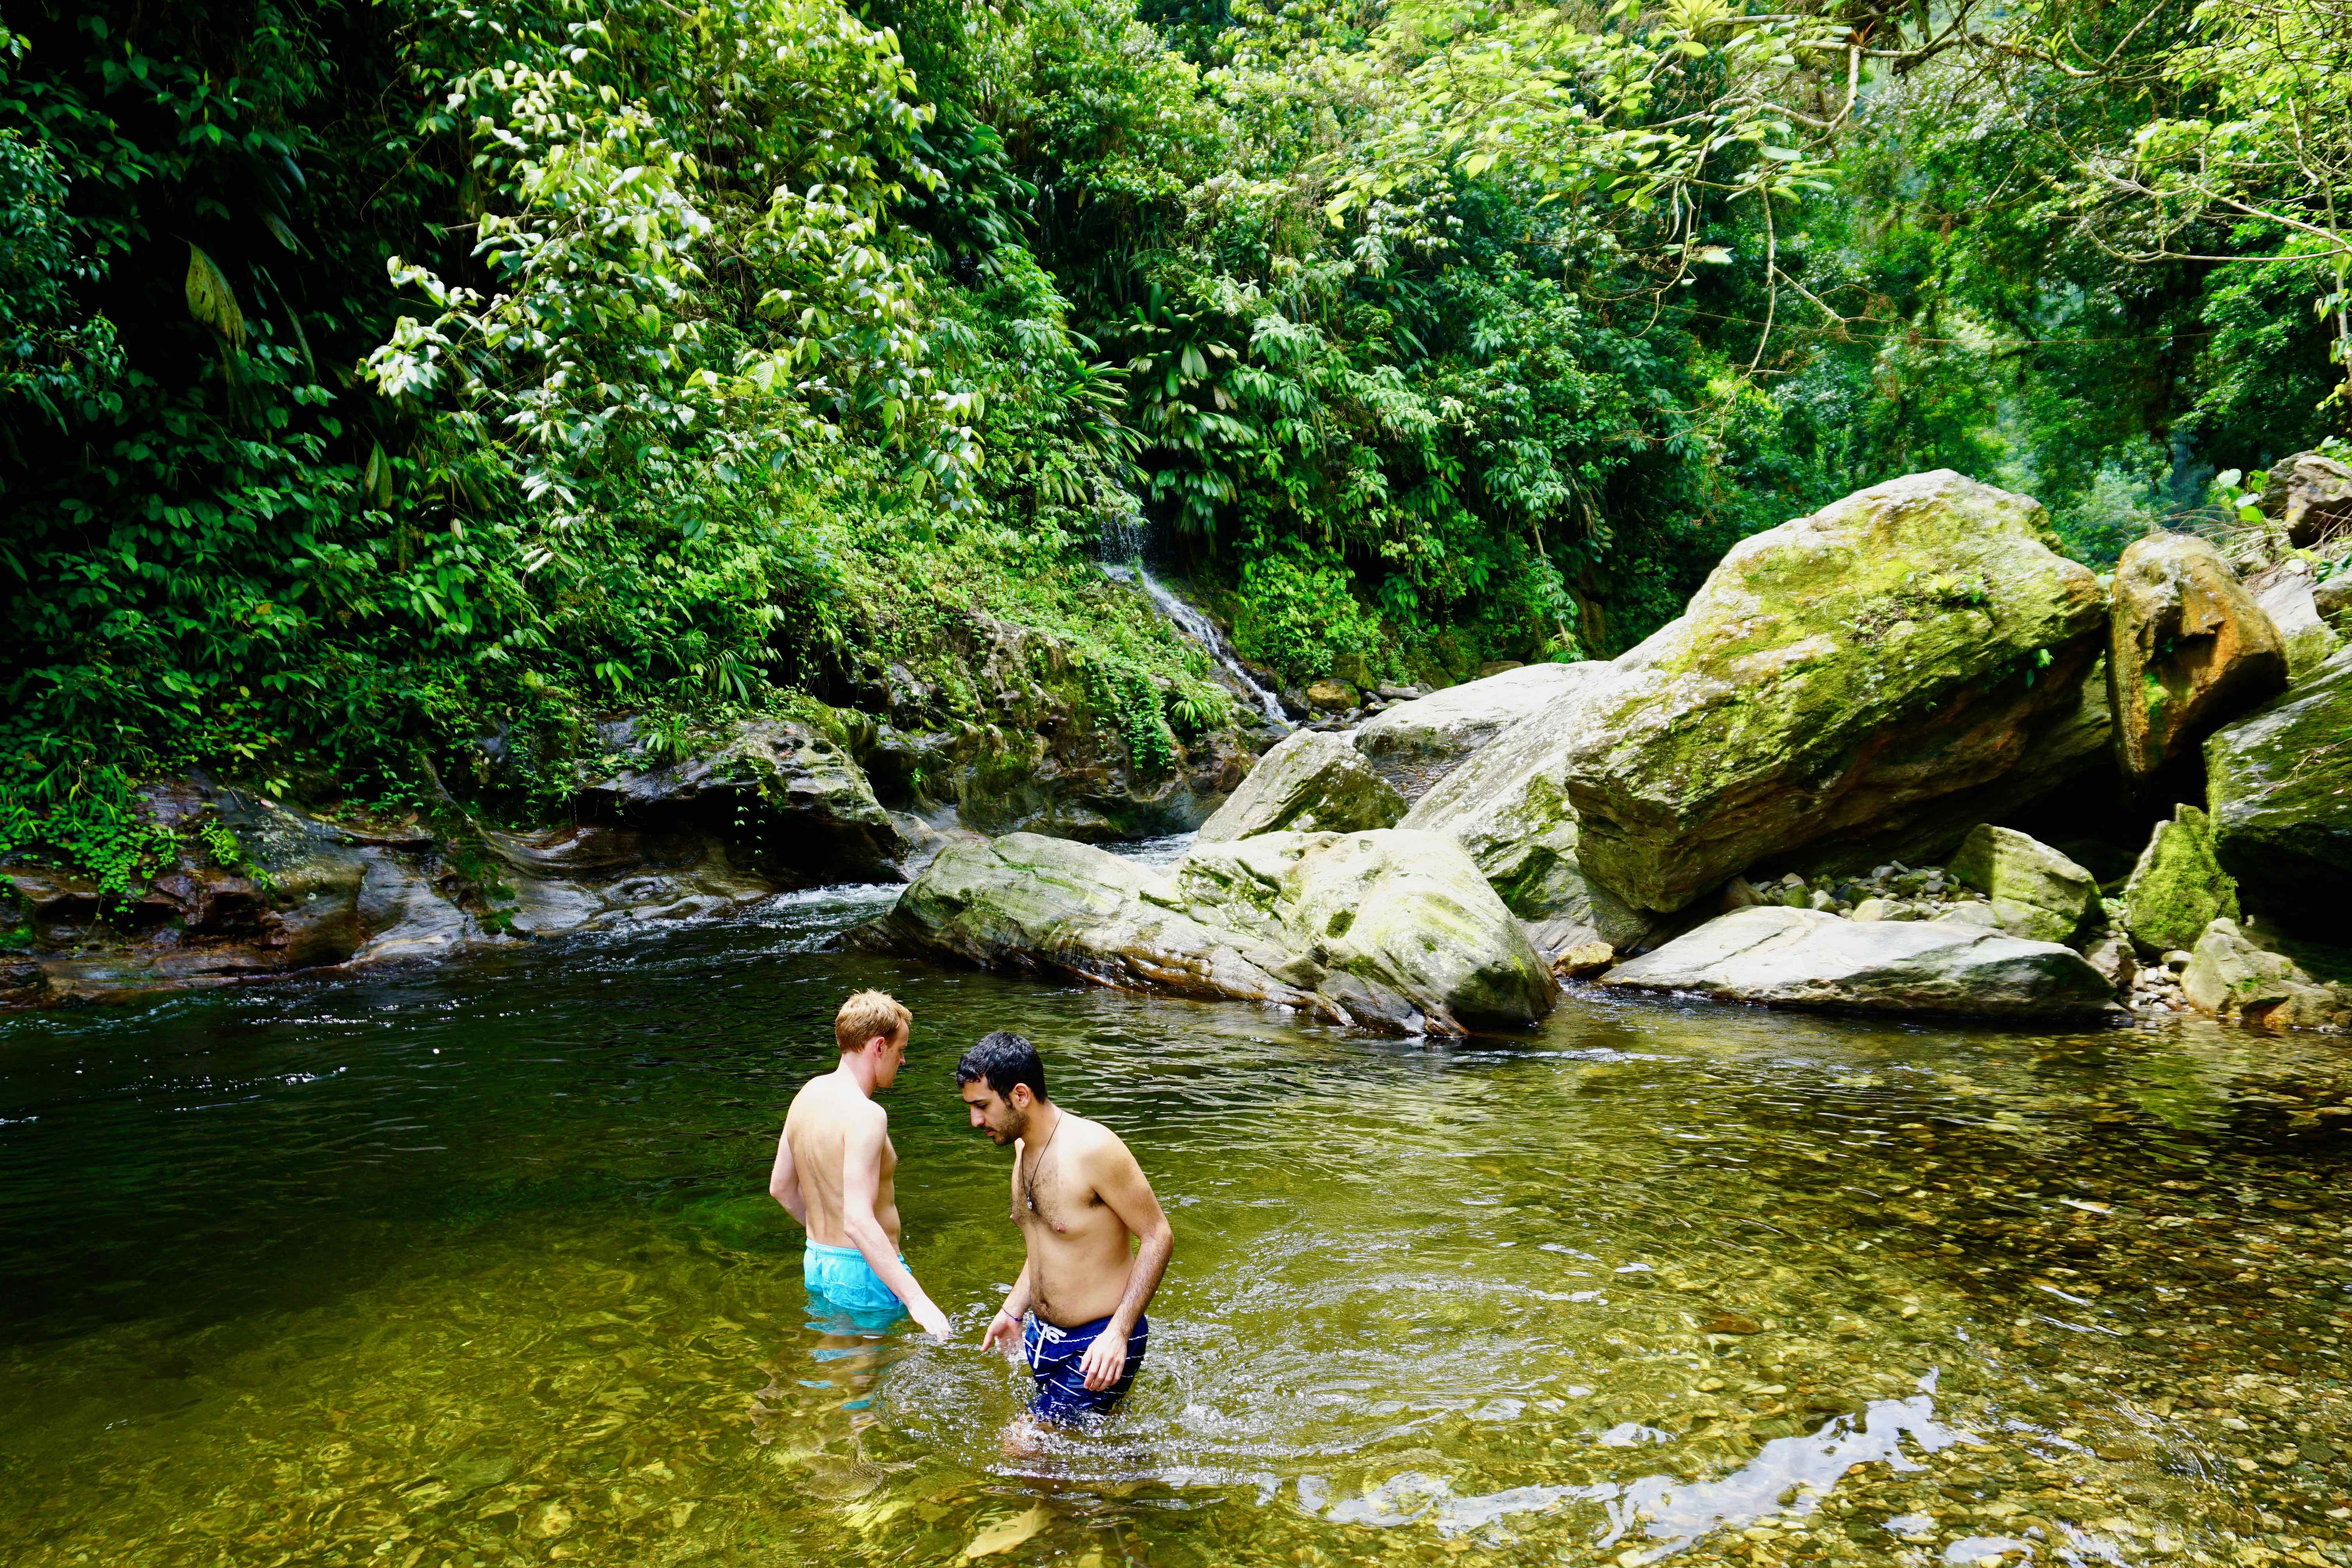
[2,891,2349,1568]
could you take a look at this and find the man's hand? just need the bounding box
[1078,1323,1129,1391]
[981,1308,1023,1356]
[910,1299,953,1339]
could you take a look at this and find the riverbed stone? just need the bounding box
[2180,918,2349,1031]
[2203,646,2352,924]
[1352,662,1610,803]
[1600,905,2116,1018]
[1552,471,2108,913]
[1165,830,1553,1033]
[1945,824,2097,944]
[1195,730,1403,843]
[2120,805,2239,955]
[2107,533,2287,782]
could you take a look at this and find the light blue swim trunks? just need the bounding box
[803,1240,907,1328]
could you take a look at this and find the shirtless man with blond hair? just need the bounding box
[769,991,951,1337]
[958,1031,1173,1425]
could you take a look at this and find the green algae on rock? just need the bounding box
[2203,645,2352,924]
[1553,471,2107,915]
[1601,904,2117,1017]
[1945,824,2098,944]
[2120,805,2239,955]
[1194,730,1404,844]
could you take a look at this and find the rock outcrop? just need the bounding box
[2180,918,2348,1031]
[1945,824,2098,944]
[871,829,1553,1035]
[577,717,909,882]
[2203,645,2352,923]
[2106,533,2286,783]
[2259,451,2352,548]
[1353,662,1608,803]
[1600,905,2116,1018]
[1553,471,2108,912]
[2120,805,2239,955]
[1195,731,1404,843]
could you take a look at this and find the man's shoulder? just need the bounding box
[1069,1112,1138,1166]
[788,1074,883,1127]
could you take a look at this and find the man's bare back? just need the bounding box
[782,1076,902,1250]
[769,992,950,1337]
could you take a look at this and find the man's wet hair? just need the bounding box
[958,1031,1047,1101]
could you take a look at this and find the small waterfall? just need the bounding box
[1097,505,1291,730]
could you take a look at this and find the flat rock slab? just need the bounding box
[1600,905,2115,1018]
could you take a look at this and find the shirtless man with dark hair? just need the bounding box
[957,1031,1173,1425]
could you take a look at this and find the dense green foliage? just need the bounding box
[3,0,2347,870]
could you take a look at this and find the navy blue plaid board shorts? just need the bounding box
[1022,1312,1148,1425]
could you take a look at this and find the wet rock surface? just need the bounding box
[1602,905,2117,1018]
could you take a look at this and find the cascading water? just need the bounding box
[1098,510,1292,730]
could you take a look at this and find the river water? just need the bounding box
[3,876,2349,1568]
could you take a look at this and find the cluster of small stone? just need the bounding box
[2130,949,2194,1015]
[1301,681,1427,732]
[1726,862,1995,924]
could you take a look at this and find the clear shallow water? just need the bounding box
[3,888,2350,1568]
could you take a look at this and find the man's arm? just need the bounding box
[767,1128,806,1225]
[981,1261,1033,1356]
[1076,1134,1174,1391]
[839,1111,953,1338]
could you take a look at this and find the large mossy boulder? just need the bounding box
[1945,824,2098,944]
[1600,905,2116,1018]
[2247,566,2343,682]
[872,829,1553,1035]
[2203,645,2352,922]
[2107,534,2287,782]
[1553,471,2108,913]
[1396,680,1660,958]
[2120,804,2239,954]
[2258,450,2352,548]
[1165,830,1553,1033]
[1195,730,1404,843]
[1354,662,1610,803]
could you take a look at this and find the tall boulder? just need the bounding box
[2106,533,2286,782]
[1945,824,2097,944]
[1551,471,2108,913]
[1396,677,1660,958]
[2120,804,2238,954]
[2245,564,2343,681]
[1353,662,1611,803]
[2258,451,2352,548]
[1599,906,2115,1019]
[1194,730,1403,843]
[2203,645,2352,922]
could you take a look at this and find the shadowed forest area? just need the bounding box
[3,0,2348,876]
